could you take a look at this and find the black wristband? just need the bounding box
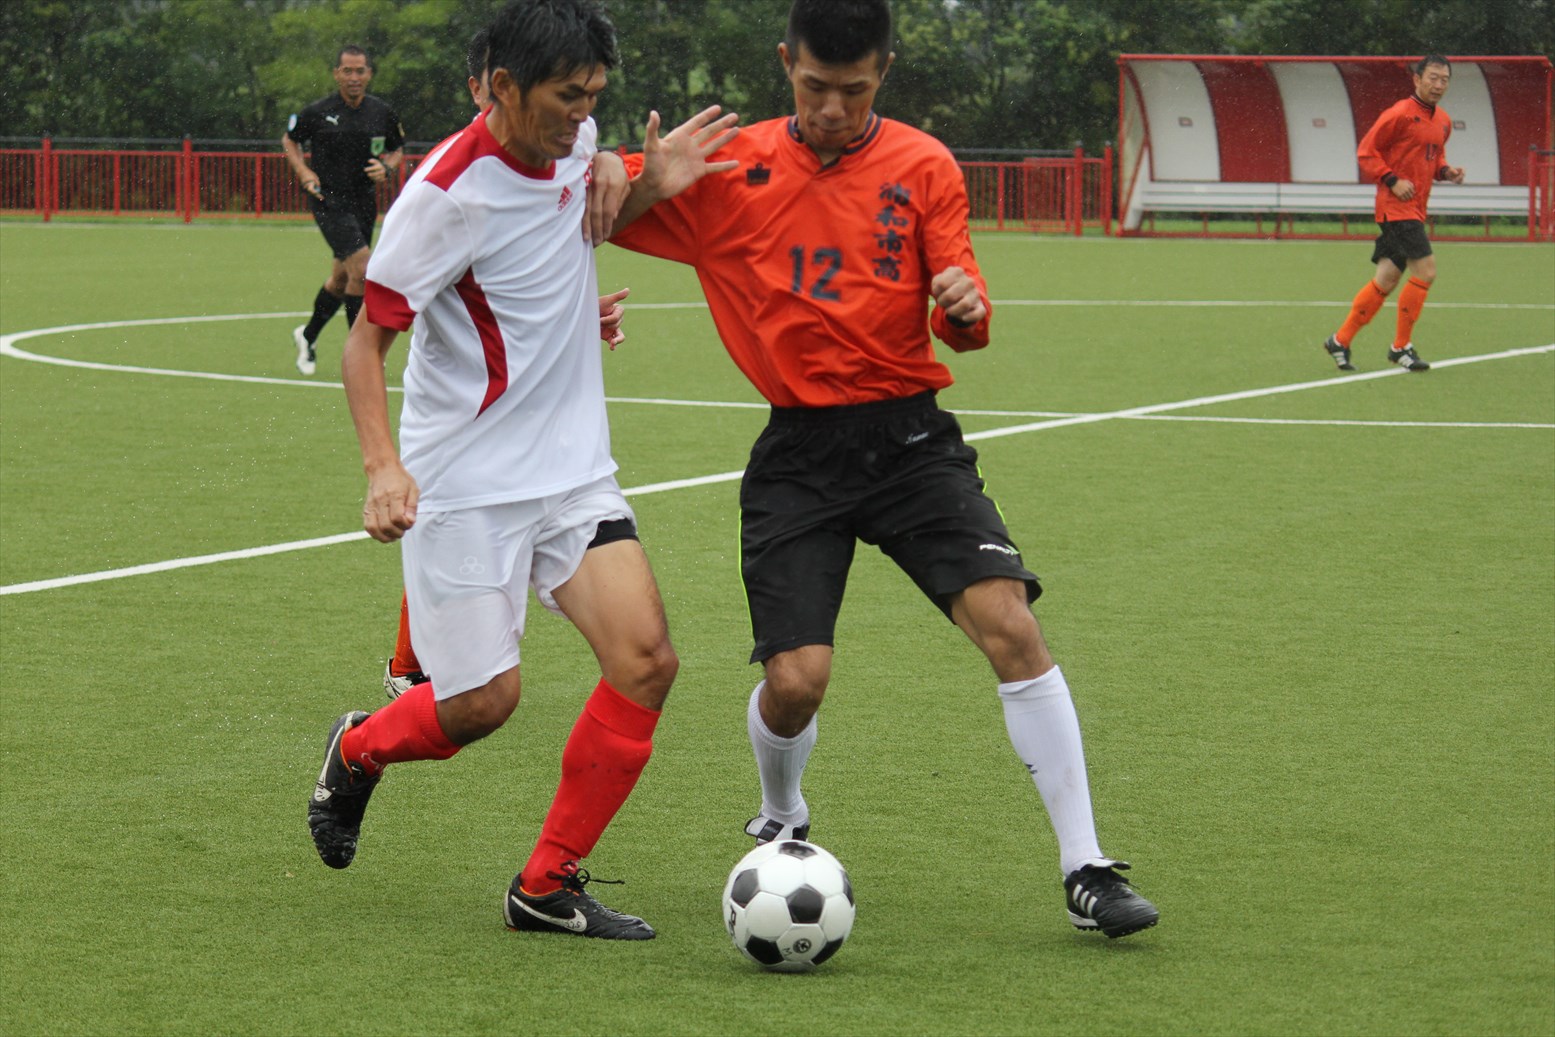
[946,312,977,329]
[1382,173,1398,188]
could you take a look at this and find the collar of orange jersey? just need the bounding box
[1409,94,1437,116]
[787,112,883,164]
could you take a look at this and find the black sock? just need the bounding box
[344,294,363,331]
[303,287,344,343]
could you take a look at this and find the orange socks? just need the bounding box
[520,680,661,894]
[1393,277,1431,350]
[390,590,423,677]
[340,682,460,776]
[1336,280,1389,347]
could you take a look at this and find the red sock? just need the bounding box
[390,590,423,677]
[340,682,459,775]
[1336,280,1388,347]
[520,680,661,894]
[1393,277,1431,350]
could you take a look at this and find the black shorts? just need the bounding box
[589,517,638,548]
[311,193,378,259]
[1371,219,1433,268]
[739,391,1040,664]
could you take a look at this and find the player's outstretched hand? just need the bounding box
[587,152,630,245]
[637,106,741,204]
[599,287,629,349]
[363,462,419,543]
[930,266,987,327]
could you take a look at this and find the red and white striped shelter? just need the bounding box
[1117,54,1553,234]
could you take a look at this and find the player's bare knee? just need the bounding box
[439,679,520,744]
[613,640,677,710]
[762,675,825,734]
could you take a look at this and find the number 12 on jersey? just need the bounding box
[790,246,842,302]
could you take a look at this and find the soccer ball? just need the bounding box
[722,839,855,971]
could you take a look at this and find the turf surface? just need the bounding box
[1,221,1552,1035]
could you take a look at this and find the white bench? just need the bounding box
[1138,181,1526,216]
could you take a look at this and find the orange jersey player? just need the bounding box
[613,110,990,406]
[1323,54,1465,373]
[606,0,1159,940]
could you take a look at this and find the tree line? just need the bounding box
[2,0,1550,155]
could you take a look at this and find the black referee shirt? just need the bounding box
[287,93,405,197]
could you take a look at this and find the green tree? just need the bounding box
[1,0,1549,152]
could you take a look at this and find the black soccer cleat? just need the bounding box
[745,815,811,845]
[1387,344,1431,371]
[308,710,380,869]
[1065,860,1159,938]
[503,861,655,940]
[1323,334,1355,371]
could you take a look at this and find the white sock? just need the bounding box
[998,665,1104,875]
[747,681,815,825]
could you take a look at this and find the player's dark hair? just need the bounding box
[785,0,892,69]
[486,0,618,95]
[1414,54,1451,75]
[336,45,370,69]
[466,27,491,81]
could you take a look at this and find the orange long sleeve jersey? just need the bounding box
[1356,95,1453,223]
[611,114,990,407]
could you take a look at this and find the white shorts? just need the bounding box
[401,475,634,699]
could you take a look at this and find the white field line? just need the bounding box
[0,471,749,597]
[4,297,1551,388]
[960,344,1555,443]
[1125,414,1555,429]
[2,312,1551,596]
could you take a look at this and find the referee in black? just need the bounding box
[282,45,404,375]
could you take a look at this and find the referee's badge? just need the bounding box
[371,136,386,156]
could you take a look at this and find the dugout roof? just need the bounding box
[1116,54,1553,229]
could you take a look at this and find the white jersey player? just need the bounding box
[311,0,739,941]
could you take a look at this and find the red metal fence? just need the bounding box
[963,148,1113,235]
[11,139,1547,240]
[1532,149,1555,241]
[1,139,1109,233]
[0,139,420,221]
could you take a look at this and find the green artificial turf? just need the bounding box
[1,222,1552,1035]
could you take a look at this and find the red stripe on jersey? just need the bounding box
[454,269,507,417]
[364,279,415,331]
[425,112,556,193]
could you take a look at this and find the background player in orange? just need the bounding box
[1323,55,1465,373]
[609,0,1157,939]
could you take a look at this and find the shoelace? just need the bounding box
[549,861,625,894]
[1078,866,1130,896]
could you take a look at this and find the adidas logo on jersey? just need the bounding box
[557,185,573,210]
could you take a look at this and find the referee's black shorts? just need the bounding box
[310,192,378,259]
[1371,219,1432,269]
[739,390,1040,664]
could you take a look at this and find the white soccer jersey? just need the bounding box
[363,112,613,512]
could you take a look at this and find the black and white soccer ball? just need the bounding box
[722,839,855,971]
